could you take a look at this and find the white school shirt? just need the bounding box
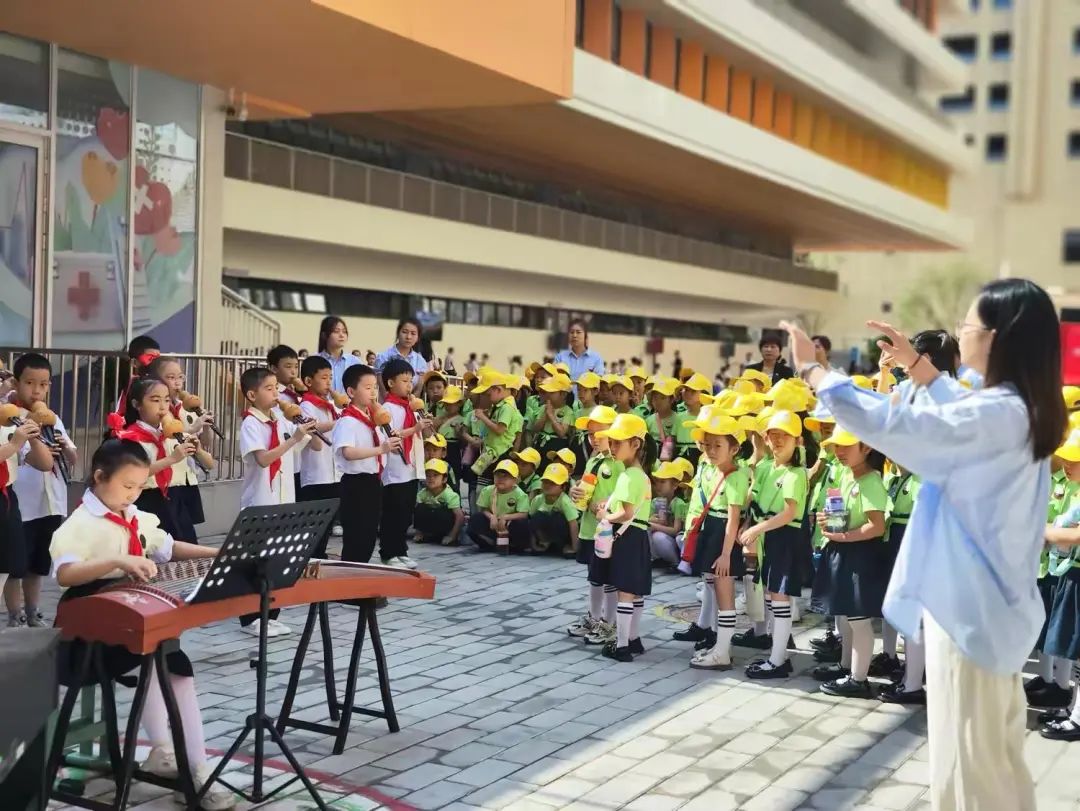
[299,397,339,488]
[332,411,382,476]
[12,407,72,520]
[239,407,307,509]
[381,400,423,485]
[50,490,174,580]
[277,384,304,472]
[123,421,183,492]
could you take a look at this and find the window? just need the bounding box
[992,0,1011,8]
[481,303,496,325]
[990,32,1011,60]
[496,304,512,326]
[1065,230,1080,264]
[303,292,327,313]
[988,82,1009,110]
[944,35,977,62]
[1069,132,1080,158]
[940,85,975,112]
[448,300,464,324]
[986,134,1008,161]
[279,291,303,311]
[1072,80,1080,106]
[465,302,480,325]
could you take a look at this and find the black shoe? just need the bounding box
[868,653,903,679]
[813,645,842,664]
[813,663,850,682]
[628,638,646,655]
[1037,708,1068,724]
[746,659,793,680]
[821,676,874,699]
[1040,718,1080,741]
[1023,676,1049,694]
[1027,684,1073,709]
[693,631,718,651]
[878,683,926,705]
[732,629,772,650]
[601,642,633,662]
[810,632,840,652]
[673,623,709,642]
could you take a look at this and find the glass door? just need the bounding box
[0,129,45,345]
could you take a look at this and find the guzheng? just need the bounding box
[55,562,435,655]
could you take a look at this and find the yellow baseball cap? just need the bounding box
[821,429,862,448]
[1064,386,1080,410]
[764,410,802,438]
[652,462,683,480]
[736,414,764,435]
[597,413,648,441]
[691,413,745,444]
[600,374,617,386]
[727,393,767,417]
[471,371,512,394]
[872,370,898,389]
[575,404,618,430]
[850,375,874,390]
[462,371,478,388]
[682,373,712,394]
[541,464,569,485]
[712,390,738,410]
[538,363,559,378]
[525,361,542,379]
[554,362,570,375]
[424,459,449,475]
[507,375,529,391]
[440,385,464,405]
[1069,411,1080,433]
[424,433,447,448]
[512,447,542,467]
[538,374,572,394]
[628,367,648,381]
[803,407,836,433]
[671,457,696,480]
[494,459,520,478]
[739,369,771,387]
[682,404,718,429]
[547,447,577,467]
[677,367,696,383]
[770,386,811,413]
[576,371,601,390]
[731,379,756,395]
[609,375,635,391]
[1056,429,1080,462]
[650,377,682,398]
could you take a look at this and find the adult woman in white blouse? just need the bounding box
[784,278,1066,811]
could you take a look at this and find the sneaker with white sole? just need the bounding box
[241,619,290,638]
[689,646,733,671]
[584,621,616,645]
[568,615,598,638]
[331,524,343,537]
[175,764,237,810]
[734,594,747,615]
[382,557,410,569]
[7,611,25,628]
[397,555,419,570]
[25,609,47,628]
[141,746,178,778]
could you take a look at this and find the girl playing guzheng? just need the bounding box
[50,439,235,809]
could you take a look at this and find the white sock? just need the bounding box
[789,597,800,623]
[848,617,873,681]
[630,599,644,641]
[603,586,617,623]
[589,583,603,620]
[697,576,717,631]
[143,665,207,768]
[716,609,736,657]
[769,600,792,667]
[764,596,773,636]
[838,616,853,669]
[616,601,633,648]
[904,635,925,693]
[746,576,765,624]
[1054,657,1074,690]
[882,622,898,659]
[1038,651,1055,682]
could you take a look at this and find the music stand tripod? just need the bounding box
[189,500,338,810]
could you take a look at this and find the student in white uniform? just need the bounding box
[297,355,341,556]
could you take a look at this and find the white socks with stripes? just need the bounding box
[616,601,634,647]
[630,599,644,641]
[716,609,737,656]
[769,600,792,667]
[697,576,717,631]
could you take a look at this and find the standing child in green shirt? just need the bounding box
[646,377,681,462]
[414,459,465,545]
[471,372,524,485]
[534,374,574,469]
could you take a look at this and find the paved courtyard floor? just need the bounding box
[39,538,1080,811]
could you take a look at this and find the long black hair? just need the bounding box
[90,438,151,485]
[976,278,1066,460]
[912,330,960,378]
[317,316,347,354]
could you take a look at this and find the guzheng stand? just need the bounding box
[194,500,338,810]
[276,565,401,755]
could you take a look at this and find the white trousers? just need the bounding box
[924,612,1035,811]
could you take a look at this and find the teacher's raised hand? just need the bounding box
[866,320,918,370]
[779,320,816,371]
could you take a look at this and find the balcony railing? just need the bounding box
[224,132,838,292]
[220,285,280,357]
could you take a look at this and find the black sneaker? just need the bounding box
[746,659,793,680]
[693,631,718,651]
[601,642,633,662]
[673,623,709,642]
[628,638,646,655]
[868,653,903,679]
[821,676,873,699]
[812,663,850,682]
[732,629,772,650]
[810,632,840,652]
[813,645,842,664]
[1023,676,1049,694]
[1027,684,1073,709]
[1040,718,1080,741]
[878,683,926,705]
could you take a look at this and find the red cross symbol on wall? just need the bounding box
[67,271,101,321]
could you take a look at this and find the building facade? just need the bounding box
[1,0,971,376]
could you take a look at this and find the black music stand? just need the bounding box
[192,499,338,810]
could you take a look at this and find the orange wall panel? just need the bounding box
[751,78,774,130]
[649,25,676,89]
[811,110,831,154]
[704,56,729,111]
[581,0,613,59]
[678,40,705,101]
[793,102,814,146]
[619,9,647,76]
[829,118,846,161]
[773,92,794,139]
[729,70,753,121]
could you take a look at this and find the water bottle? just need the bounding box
[652,497,670,525]
[594,519,614,559]
[823,488,849,534]
[660,435,675,462]
[574,473,597,511]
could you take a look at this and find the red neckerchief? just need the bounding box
[103,510,143,556]
[118,423,172,496]
[169,400,182,420]
[302,392,339,420]
[279,387,300,405]
[342,405,383,474]
[243,410,281,487]
[384,394,417,461]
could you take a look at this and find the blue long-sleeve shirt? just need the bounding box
[816,371,1049,675]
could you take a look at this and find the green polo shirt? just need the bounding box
[530,492,578,521]
[686,463,751,525]
[608,467,653,526]
[578,453,624,541]
[674,408,704,450]
[536,404,574,442]
[520,472,542,497]
[483,396,523,459]
[632,403,652,418]
[645,412,678,445]
[437,413,465,441]
[417,485,461,511]
[476,485,528,517]
[671,495,689,527]
[753,462,809,529]
[885,470,920,533]
[838,468,888,537]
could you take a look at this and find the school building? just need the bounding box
[0,0,973,377]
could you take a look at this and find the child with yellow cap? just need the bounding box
[648,462,686,568]
[471,372,525,486]
[513,463,580,557]
[567,406,625,644]
[608,376,635,415]
[511,447,543,498]
[435,385,467,486]
[674,374,713,466]
[646,378,681,462]
[414,459,465,545]
[466,459,529,552]
[533,374,574,470]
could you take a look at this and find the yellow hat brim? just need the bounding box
[1056,446,1080,462]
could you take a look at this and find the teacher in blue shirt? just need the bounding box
[784,278,1065,811]
[316,315,361,394]
[553,319,605,384]
[373,318,431,393]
